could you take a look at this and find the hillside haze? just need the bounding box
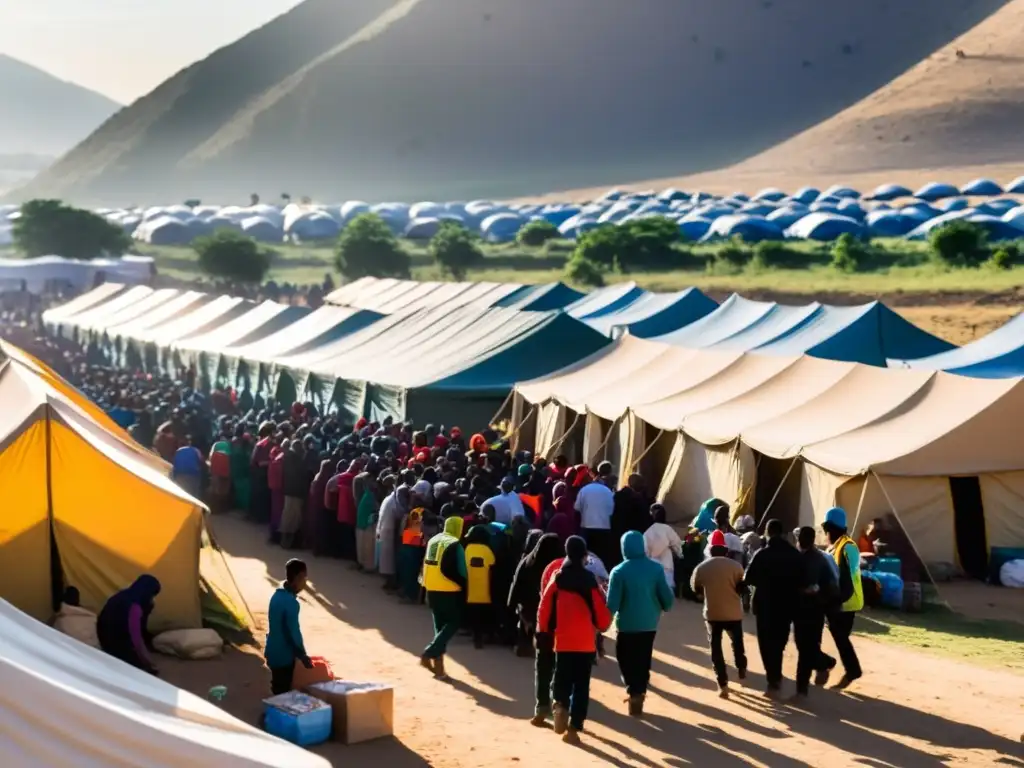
[10,0,1006,205]
[0,54,121,157]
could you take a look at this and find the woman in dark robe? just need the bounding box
[308,459,333,556]
[508,533,565,657]
[96,575,162,674]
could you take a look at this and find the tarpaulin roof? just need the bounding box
[133,295,253,348]
[583,288,718,338]
[514,335,1024,477]
[655,295,952,366]
[171,300,310,357]
[566,282,649,320]
[47,285,155,336]
[492,282,586,311]
[0,598,328,767]
[103,290,211,343]
[79,288,182,337]
[326,276,523,313]
[39,282,126,327]
[890,311,1024,378]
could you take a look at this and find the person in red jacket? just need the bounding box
[537,536,612,745]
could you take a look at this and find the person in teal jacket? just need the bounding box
[265,558,313,695]
[606,530,674,716]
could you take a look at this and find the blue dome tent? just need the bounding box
[404,217,444,240]
[700,215,783,243]
[765,206,808,229]
[867,183,912,201]
[1006,176,1024,194]
[960,178,1004,196]
[914,182,960,201]
[240,216,284,243]
[481,213,525,243]
[753,188,787,202]
[821,185,861,200]
[791,187,820,205]
[866,210,917,238]
[678,217,713,242]
[785,213,864,241]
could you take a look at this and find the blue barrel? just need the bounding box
[873,571,904,609]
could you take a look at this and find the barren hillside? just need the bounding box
[9,0,1005,205]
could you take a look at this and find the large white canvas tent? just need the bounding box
[0,598,328,767]
[512,335,1024,574]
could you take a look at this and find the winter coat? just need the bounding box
[606,531,674,633]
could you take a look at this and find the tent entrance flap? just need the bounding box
[949,476,989,580]
[755,454,802,532]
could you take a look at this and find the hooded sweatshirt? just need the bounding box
[606,531,674,633]
[538,538,612,653]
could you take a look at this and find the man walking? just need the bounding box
[743,518,802,696]
[575,462,616,567]
[822,507,864,690]
[691,530,747,698]
[420,517,467,681]
[794,526,838,698]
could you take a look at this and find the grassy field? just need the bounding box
[141,238,1024,299]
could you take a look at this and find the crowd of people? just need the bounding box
[4,308,867,749]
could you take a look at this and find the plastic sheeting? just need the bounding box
[326,277,524,314]
[0,256,152,293]
[584,288,719,338]
[0,599,329,768]
[890,311,1024,378]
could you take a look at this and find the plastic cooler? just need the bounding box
[874,556,902,577]
[263,691,333,747]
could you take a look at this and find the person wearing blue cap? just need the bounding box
[822,506,864,690]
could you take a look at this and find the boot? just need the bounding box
[419,655,435,674]
[627,695,645,717]
[562,727,581,746]
[529,704,551,727]
[718,683,730,700]
[552,704,569,735]
[433,655,451,681]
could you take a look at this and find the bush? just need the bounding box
[193,229,272,283]
[564,255,606,287]
[706,237,752,273]
[516,219,560,247]
[573,216,680,273]
[334,213,410,280]
[13,199,132,260]
[751,240,807,270]
[831,233,870,273]
[928,221,989,267]
[428,221,484,280]
[988,243,1018,270]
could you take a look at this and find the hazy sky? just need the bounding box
[0,0,303,103]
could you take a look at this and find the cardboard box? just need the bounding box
[305,680,394,744]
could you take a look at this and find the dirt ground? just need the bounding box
[895,304,1021,346]
[160,515,1024,768]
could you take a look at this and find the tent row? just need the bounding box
[0,255,153,293]
[512,335,1024,576]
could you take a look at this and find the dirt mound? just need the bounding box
[9,0,1004,205]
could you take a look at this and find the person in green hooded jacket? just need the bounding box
[420,517,467,681]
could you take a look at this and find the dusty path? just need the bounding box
[163,515,1024,767]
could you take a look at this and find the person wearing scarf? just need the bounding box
[377,485,410,591]
[96,575,162,675]
[309,459,334,557]
[334,461,358,561]
[230,433,252,513]
[546,495,579,544]
[397,505,429,602]
[355,470,380,572]
[537,536,612,744]
[267,442,286,544]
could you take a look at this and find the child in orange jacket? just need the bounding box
[537,536,612,745]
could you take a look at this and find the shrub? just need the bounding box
[564,255,606,287]
[573,216,680,273]
[928,221,989,267]
[988,243,1019,270]
[831,233,870,273]
[707,237,752,273]
[13,199,132,260]
[751,240,806,270]
[193,229,272,283]
[428,221,484,280]
[516,219,560,247]
[334,213,410,280]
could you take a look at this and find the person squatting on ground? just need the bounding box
[823,506,864,690]
[538,535,612,745]
[794,525,840,697]
[421,517,467,681]
[607,530,674,716]
[743,518,803,696]
[690,530,747,698]
[264,559,313,695]
[96,575,162,676]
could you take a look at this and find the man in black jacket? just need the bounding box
[794,526,839,698]
[743,518,803,695]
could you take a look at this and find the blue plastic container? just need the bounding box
[263,692,332,747]
[873,571,904,610]
[875,556,902,578]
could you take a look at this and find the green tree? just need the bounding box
[516,219,560,247]
[928,221,989,267]
[573,217,681,273]
[831,233,868,273]
[564,254,606,287]
[192,229,272,284]
[334,213,410,280]
[429,221,484,280]
[13,199,132,260]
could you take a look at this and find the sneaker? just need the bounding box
[718,684,729,699]
[627,695,645,717]
[552,704,569,735]
[813,667,831,687]
[562,728,582,746]
[831,673,862,691]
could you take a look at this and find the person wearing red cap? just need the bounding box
[691,529,747,698]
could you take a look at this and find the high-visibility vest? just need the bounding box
[831,535,864,613]
[422,533,461,592]
[402,509,426,547]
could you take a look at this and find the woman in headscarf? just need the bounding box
[309,459,334,557]
[333,460,358,561]
[397,505,428,602]
[267,440,286,544]
[691,497,723,534]
[377,485,410,591]
[546,494,579,544]
[248,421,275,523]
[230,433,252,512]
[355,468,380,572]
[96,575,161,675]
[508,533,565,658]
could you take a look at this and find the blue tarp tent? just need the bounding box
[495,282,585,311]
[655,295,953,366]
[584,288,718,338]
[867,183,912,201]
[785,213,864,241]
[961,178,1004,196]
[914,182,961,201]
[890,312,1024,378]
[567,283,648,320]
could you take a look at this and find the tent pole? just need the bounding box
[545,412,582,460]
[628,429,665,474]
[44,408,62,613]
[870,470,950,609]
[587,415,619,466]
[489,389,515,426]
[849,472,871,536]
[755,455,798,530]
[506,406,536,442]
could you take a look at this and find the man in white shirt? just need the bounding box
[484,478,524,525]
[575,462,616,567]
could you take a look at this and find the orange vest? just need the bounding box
[402,509,426,546]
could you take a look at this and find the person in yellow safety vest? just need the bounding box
[822,507,863,690]
[420,516,466,681]
[464,525,497,649]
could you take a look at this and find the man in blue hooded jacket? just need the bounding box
[606,530,674,717]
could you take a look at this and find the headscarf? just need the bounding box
[444,516,464,539]
[552,481,568,501]
[98,574,162,636]
[310,459,332,510]
[469,433,487,453]
[466,525,493,547]
[692,497,723,533]
[412,479,433,505]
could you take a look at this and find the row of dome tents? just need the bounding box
[510,335,1024,578]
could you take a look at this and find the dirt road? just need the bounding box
[162,515,1024,767]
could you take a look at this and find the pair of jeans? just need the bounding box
[534,642,555,713]
[423,591,462,659]
[616,631,656,696]
[755,614,791,688]
[706,620,747,686]
[827,610,862,678]
[466,603,494,646]
[794,613,836,693]
[553,651,595,731]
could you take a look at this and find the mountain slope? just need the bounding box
[0,55,121,156]
[11,0,1006,205]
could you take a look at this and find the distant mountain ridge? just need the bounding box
[0,54,121,157]
[6,0,1007,205]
